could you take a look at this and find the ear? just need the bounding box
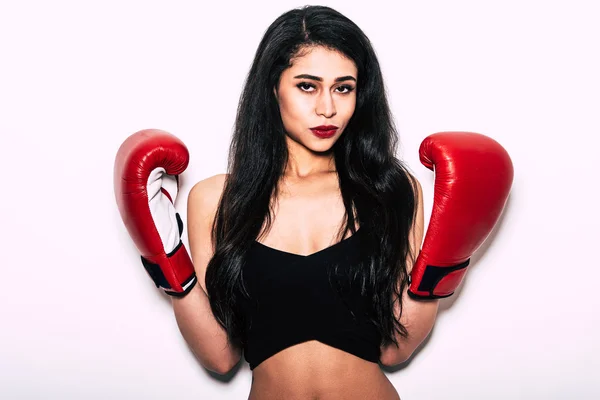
[273,86,279,103]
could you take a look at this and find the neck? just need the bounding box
[284,137,336,179]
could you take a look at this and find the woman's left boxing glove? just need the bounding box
[114,129,197,297]
[408,131,513,299]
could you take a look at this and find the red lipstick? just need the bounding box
[310,125,338,139]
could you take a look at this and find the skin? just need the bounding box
[247,46,400,400]
[258,45,359,248]
[274,45,356,180]
[179,45,434,400]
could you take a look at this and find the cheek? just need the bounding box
[340,97,357,120]
[280,94,312,126]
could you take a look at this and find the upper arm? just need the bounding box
[381,176,439,365]
[186,173,227,293]
[407,177,425,270]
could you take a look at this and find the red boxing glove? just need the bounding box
[114,129,197,297]
[408,132,513,299]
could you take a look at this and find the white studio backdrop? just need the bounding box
[1,0,598,399]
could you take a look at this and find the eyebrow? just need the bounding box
[293,74,356,83]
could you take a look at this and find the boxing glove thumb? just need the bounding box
[408,131,513,299]
[114,129,197,297]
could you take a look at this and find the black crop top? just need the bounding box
[240,228,382,370]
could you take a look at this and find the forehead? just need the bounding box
[287,46,357,78]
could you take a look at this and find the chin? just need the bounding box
[307,141,338,154]
[311,146,335,155]
[287,131,341,153]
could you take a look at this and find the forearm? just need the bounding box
[380,286,439,366]
[171,284,241,374]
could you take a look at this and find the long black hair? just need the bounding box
[205,5,419,349]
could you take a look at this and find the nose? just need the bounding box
[315,91,337,118]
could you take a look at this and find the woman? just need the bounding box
[177,5,438,399]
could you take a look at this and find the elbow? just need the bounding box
[205,352,241,376]
[380,326,436,367]
[379,345,413,367]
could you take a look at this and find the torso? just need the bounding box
[246,171,399,400]
[249,343,399,400]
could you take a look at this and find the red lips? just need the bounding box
[310,125,338,138]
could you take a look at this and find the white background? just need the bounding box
[1,0,599,399]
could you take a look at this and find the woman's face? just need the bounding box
[275,46,357,153]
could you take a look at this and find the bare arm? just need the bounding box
[171,174,242,375]
[380,178,440,366]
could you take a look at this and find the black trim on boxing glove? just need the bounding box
[176,212,184,237]
[141,256,169,290]
[166,274,197,298]
[140,240,197,297]
[407,259,470,300]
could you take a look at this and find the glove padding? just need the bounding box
[408,131,514,299]
[114,129,197,297]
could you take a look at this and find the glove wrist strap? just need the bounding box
[141,242,197,297]
[408,259,470,300]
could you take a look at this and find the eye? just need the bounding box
[335,85,355,94]
[297,82,316,92]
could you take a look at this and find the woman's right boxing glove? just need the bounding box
[408,132,514,299]
[114,129,197,297]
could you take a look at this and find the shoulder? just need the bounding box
[401,170,423,202]
[188,173,228,210]
[186,173,228,243]
[186,174,228,288]
[190,173,228,196]
[406,172,423,216]
[412,174,423,200]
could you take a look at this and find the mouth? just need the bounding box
[310,125,338,138]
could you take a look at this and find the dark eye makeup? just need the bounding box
[296,82,355,94]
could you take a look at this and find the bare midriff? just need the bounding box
[248,341,400,400]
